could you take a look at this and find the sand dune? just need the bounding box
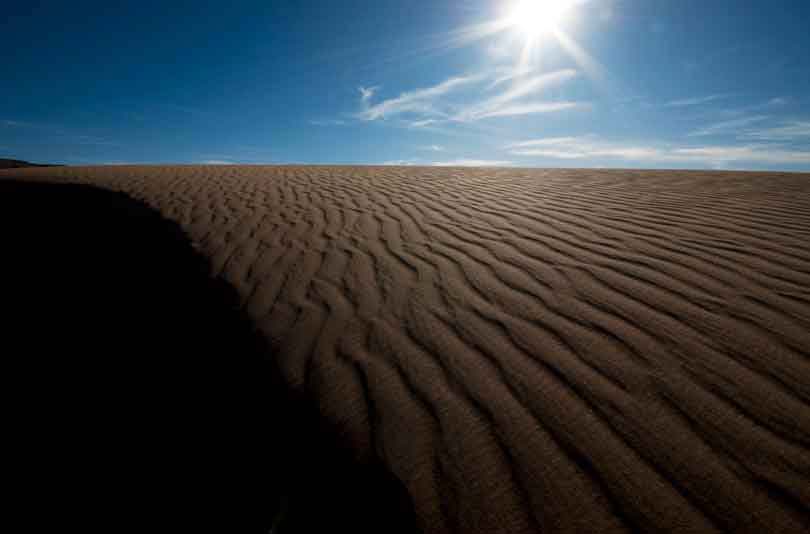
[0,158,56,168]
[3,165,809,533]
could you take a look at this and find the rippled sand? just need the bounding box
[4,165,809,533]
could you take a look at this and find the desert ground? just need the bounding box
[2,165,809,533]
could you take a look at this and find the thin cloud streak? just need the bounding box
[309,119,347,126]
[671,146,810,164]
[664,94,730,108]
[688,115,770,137]
[431,159,513,167]
[357,75,482,120]
[508,136,642,159]
[741,120,810,141]
[381,159,419,166]
[407,119,440,128]
[509,137,582,148]
[485,69,577,108]
[486,67,534,90]
[357,69,583,125]
[466,101,583,120]
[455,69,578,121]
[508,135,810,165]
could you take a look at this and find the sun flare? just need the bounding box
[507,0,573,38]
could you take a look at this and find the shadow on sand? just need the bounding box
[2,180,418,533]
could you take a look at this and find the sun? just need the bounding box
[507,0,573,38]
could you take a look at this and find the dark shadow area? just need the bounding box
[0,158,60,168]
[2,180,418,533]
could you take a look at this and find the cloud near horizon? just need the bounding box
[688,115,770,137]
[379,157,514,167]
[431,158,514,167]
[685,115,810,145]
[507,135,810,165]
[740,120,810,141]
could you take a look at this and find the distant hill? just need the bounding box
[0,159,59,169]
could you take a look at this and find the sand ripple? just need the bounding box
[5,165,809,533]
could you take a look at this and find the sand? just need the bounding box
[0,158,57,168]
[2,165,809,533]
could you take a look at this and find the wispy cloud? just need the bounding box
[357,75,481,121]
[740,120,810,141]
[688,115,769,137]
[431,159,513,167]
[419,145,445,152]
[381,159,419,166]
[663,94,730,108]
[355,68,583,124]
[309,119,347,126]
[688,113,810,143]
[509,137,581,148]
[358,86,379,105]
[200,159,236,165]
[407,119,441,128]
[486,67,534,90]
[507,135,810,165]
[455,69,578,121]
[463,101,584,120]
[509,136,661,160]
[668,146,810,164]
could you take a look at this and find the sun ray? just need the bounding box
[551,28,608,85]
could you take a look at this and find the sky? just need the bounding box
[2,0,809,171]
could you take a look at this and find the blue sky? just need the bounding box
[2,0,809,170]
